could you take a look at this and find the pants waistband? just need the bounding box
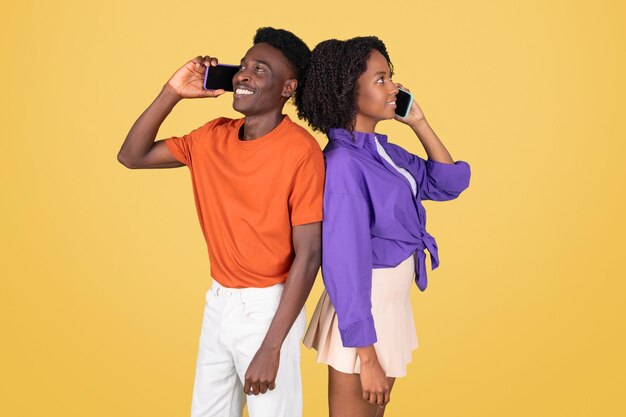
[209,279,284,298]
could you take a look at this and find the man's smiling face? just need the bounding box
[232,42,296,117]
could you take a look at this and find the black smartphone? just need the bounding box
[203,64,240,92]
[395,87,414,118]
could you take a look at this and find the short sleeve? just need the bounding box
[163,117,228,167]
[288,149,325,226]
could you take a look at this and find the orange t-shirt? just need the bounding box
[164,115,324,288]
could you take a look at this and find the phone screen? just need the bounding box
[395,88,413,118]
[203,64,240,92]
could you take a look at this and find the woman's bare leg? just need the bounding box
[328,366,397,417]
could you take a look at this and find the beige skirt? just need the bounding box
[303,254,418,378]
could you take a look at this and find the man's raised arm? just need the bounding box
[117,56,225,169]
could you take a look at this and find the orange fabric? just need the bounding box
[164,115,324,288]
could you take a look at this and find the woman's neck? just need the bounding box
[353,115,379,133]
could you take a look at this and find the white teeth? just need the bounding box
[235,88,253,95]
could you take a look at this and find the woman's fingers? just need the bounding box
[396,82,411,92]
[363,388,390,406]
[384,389,391,404]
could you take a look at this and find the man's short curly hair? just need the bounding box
[295,36,393,134]
[253,27,311,80]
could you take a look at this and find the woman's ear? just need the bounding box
[282,79,298,98]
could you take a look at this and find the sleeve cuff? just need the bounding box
[291,216,323,226]
[164,138,188,166]
[339,316,378,347]
[426,159,471,192]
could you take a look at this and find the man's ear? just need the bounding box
[282,79,298,98]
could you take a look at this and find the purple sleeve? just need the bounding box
[322,192,377,347]
[406,154,471,201]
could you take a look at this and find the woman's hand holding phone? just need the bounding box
[394,83,427,127]
[165,55,226,99]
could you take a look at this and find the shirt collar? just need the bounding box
[327,128,389,150]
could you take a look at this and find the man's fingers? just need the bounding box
[192,56,205,68]
[202,89,225,98]
[200,55,218,67]
[190,55,218,70]
[384,390,391,404]
[244,382,256,395]
[257,379,275,394]
[376,391,385,405]
[244,379,265,395]
[362,390,370,401]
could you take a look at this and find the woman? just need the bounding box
[296,37,471,417]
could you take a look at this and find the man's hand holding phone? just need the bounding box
[165,55,226,99]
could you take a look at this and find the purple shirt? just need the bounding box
[322,128,471,347]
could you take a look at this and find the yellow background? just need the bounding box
[1,0,625,416]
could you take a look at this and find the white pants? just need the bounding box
[191,279,306,417]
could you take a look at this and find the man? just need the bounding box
[117,27,323,417]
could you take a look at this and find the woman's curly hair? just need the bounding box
[295,36,393,134]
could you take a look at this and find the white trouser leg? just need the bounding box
[191,280,306,417]
[190,287,245,417]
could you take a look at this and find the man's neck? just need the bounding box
[240,111,285,141]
